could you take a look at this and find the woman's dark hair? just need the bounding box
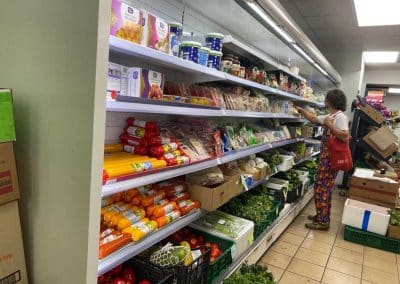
[325,89,347,111]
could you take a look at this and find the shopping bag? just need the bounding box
[327,136,353,171]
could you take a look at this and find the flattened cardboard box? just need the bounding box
[0,201,28,283]
[0,142,20,205]
[359,103,385,125]
[350,173,399,207]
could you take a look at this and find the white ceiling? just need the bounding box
[279,0,400,70]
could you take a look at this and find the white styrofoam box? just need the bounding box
[301,177,310,196]
[277,155,294,171]
[265,177,289,190]
[342,198,390,236]
[294,170,309,183]
[190,211,254,260]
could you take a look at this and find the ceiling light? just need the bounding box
[292,43,314,64]
[388,88,400,94]
[313,63,328,76]
[354,0,400,26]
[247,2,295,43]
[363,51,399,63]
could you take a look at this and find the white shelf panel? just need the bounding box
[109,37,324,107]
[98,209,206,276]
[106,101,223,117]
[213,187,314,283]
[102,159,218,197]
[217,138,302,165]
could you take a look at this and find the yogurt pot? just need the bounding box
[169,21,183,57]
[208,50,223,69]
[198,47,210,66]
[205,32,225,51]
[180,41,202,63]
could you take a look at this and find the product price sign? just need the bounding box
[0,89,16,143]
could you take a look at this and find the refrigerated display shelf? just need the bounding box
[109,36,325,107]
[97,209,207,276]
[212,186,314,283]
[106,101,303,119]
[102,138,303,197]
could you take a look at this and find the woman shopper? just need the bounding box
[295,89,349,230]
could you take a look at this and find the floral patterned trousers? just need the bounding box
[314,136,338,224]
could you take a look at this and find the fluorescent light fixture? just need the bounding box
[354,0,400,26]
[313,63,328,76]
[247,2,295,43]
[363,51,399,63]
[292,43,314,64]
[388,88,400,94]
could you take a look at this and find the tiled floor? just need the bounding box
[258,189,400,284]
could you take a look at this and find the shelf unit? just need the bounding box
[109,36,324,108]
[102,138,303,197]
[213,187,314,283]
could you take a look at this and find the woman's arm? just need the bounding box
[294,106,318,123]
[325,117,350,141]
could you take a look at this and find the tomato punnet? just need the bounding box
[189,237,198,249]
[121,267,136,283]
[197,235,205,246]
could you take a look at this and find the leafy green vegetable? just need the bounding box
[389,209,400,226]
[223,264,275,284]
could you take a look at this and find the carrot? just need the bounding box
[178,200,201,215]
[146,199,169,216]
[153,201,178,218]
[169,192,190,203]
[155,210,181,228]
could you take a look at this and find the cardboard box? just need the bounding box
[0,89,16,143]
[141,11,170,53]
[110,0,142,44]
[0,201,28,283]
[349,168,399,208]
[0,142,20,206]
[127,68,164,99]
[373,170,398,181]
[388,224,400,239]
[348,195,398,209]
[188,173,242,211]
[359,103,385,124]
[107,62,128,101]
[342,198,390,236]
[363,129,397,159]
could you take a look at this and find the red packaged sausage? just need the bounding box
[120,133,148,147]
[126,118,158,131]
[147,136,178,146]
[148,142,180,157]
[126,126,159,139]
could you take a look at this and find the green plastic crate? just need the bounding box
[253,200,281,239]
[189,228,234,284]
[344,225,400,254]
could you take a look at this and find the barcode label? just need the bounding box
[0,271,21,284]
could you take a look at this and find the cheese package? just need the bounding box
[127,68,164,99]
[107,62,128,101]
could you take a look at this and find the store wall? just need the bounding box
[0,1,109,283]
[361,66,400,112]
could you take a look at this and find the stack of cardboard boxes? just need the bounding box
[0,89,28,283]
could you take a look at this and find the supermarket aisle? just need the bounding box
[258,189,400,284]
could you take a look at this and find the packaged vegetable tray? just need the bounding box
[253,200,281,239]
[190,211,254,260]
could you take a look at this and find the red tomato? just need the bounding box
[197,235,205,246]
[182,228,191,238]
[204,242,212,248]
[214,247,222,257]
[110,265,123,276]
[189,237,198,249]
[211,243,219,250]
[112,278,127,284]
[170,232,183,244]
[138,280,152,284]
[125,281,133,284]
[97,275,106,284]
[210,248,219,259]
[121,267,136,283]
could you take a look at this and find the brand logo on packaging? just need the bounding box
[0,170,13,195]
[128,7,133,14]
[133,71,138,79]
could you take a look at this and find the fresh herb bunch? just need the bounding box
[260,151,283,167]
[389,209,400,226]
[223,264,275,284]
[221,187,274,223]
[276,169,301,185]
